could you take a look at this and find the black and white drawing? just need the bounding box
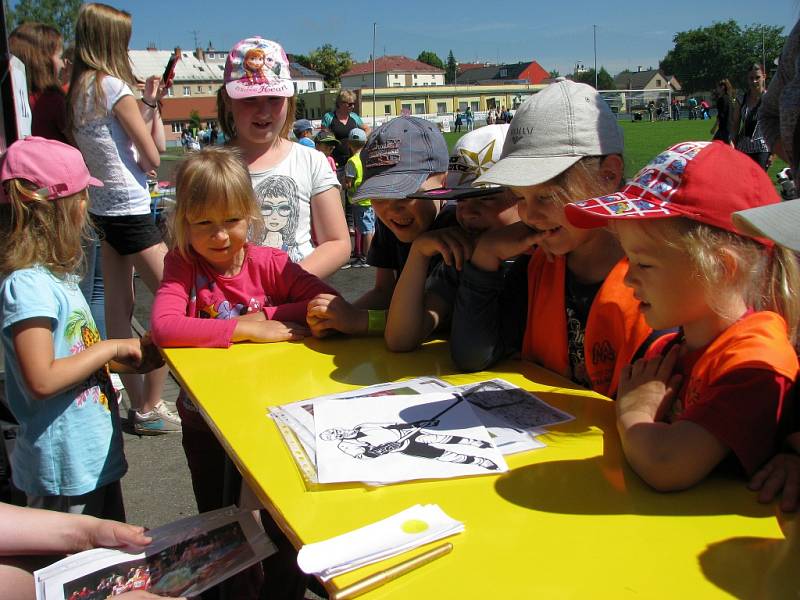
[314,393,507,484]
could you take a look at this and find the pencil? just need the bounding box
[330,542,453,600]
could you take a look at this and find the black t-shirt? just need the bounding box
[367,206,458,274]
[714,95,735,142]
[564,269,602,388]
[326,112,360,168]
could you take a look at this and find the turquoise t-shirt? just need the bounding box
[1,267,126,496]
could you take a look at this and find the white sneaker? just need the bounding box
[130,400,181,435]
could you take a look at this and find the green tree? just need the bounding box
[660,20,785,93]
[574,67,615,90]
[445,50,457,84]
[548,69,560,78]
[417,51,444,70]
[296,44,353,88]
[6,0,81,42]
[189,109,201,132]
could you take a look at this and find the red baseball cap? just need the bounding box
[0,136,102,201]
[564,141,780,239]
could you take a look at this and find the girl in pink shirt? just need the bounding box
[151,147,338,513]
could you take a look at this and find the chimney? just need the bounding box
[194,47,204,62]
[174,46,182,58]
[637,65,642,72]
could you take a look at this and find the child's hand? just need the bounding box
[111,338,144,369]
[306,294,368,337]
[749,452,800,512]
[470,222,545,272]
[237,320,309,343]
[617,345,683,424]
[143,74,166,103]
[138,333,165,373]
[411,227,474,270]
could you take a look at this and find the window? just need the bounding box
[308,81,316,91]
[414,103,424,114]
[499,68,508,77]
[171,122,183,133]
[471,101,479,111]
[458,101,468,111]
[436,102,446,114]
[183,86,191,96]
[656,79,662,87]
[413,74,418,79]
[394,73,400,79]
[401,103,411,112]
[384,104,391,114]
[166,87,174,97]
[293,82,298,93]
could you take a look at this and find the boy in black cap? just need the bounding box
[307,116,456,337]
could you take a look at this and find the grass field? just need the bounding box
[444,120,787,182]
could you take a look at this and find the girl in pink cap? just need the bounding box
[0,137,162,520]
[217,37,350,276]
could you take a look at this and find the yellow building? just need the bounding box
[297,84,545,121]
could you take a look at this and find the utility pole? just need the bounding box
[593,25,598,89]
[190,30,200,48]
[372,23,377,128]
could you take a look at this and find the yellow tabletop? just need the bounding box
[164,337,799,598]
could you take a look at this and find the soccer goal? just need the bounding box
[597,88,677,121]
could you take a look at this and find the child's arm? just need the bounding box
[616,347,733,491]
[748,432,800,512]
[385,228,473,352]
[264,251,339,324]
[470,222,544,272]
[13,319,141,401]
[301,189,351,279]
[306,268,397,338]
[450,255,530,371]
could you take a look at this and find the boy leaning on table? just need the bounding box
[306,116,457,337]
[734,198,800,512]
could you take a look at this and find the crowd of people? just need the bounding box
[1,2,800,598]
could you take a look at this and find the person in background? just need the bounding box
[320,90,369,171]
[735,63,771,170]
[292,119,315,148]
[67,3,177,435]
[342,127,373,269]
[566,140,799,492]
[760,18,800,189]
[711,78,737,145]
[314,131,338,175]
[216,36,349,277]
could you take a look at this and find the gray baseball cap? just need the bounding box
[475,79,624,188]
[353,116,449,201]
[733,199,800,252]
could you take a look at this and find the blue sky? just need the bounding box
[48,1,800,76]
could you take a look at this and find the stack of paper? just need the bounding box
[297,504,463,581]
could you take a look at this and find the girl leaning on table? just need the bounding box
[0,137,162,521]
[150,147,338,515]
[564,140,800,493]
[449,79,657,398]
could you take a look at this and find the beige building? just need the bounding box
[341,56,445,89]
[297,83,544,121]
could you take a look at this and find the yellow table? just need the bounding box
[163,337,799,598]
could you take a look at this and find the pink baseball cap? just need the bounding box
[224,37,293,99]
[564,140,780,241]
[0,136,102,201]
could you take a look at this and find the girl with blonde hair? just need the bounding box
[0,137,160,519]
[566,140,800,492]
[67,2,176,434]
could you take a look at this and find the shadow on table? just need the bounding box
[698,517,800,599]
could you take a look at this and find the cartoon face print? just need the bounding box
[262,196,292,232]
[253,174,301,261]
[243,48,266,76]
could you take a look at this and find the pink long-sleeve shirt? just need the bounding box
[151,244,337,348]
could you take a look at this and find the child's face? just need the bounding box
[456,189,519,235]
[616,221,709,331]
[316,142,335,156]
[371,176,445,243]
[229,95,287,148]
[511,184,594,256]
[188,206,249,274]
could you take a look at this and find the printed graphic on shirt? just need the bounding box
[253,174,302,262]
[64,308,111,409]
[194,274,265,319]
[565,306,590,388]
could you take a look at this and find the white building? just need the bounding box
[341,56,445,89]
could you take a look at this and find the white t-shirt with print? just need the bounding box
[250,143,340,262]
[72,75,151,216]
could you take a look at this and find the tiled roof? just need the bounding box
[289,62,324,80]
[129,50,222,82]
[457,61,549,85]
[343,55,445,77]
[613,69,664,89]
